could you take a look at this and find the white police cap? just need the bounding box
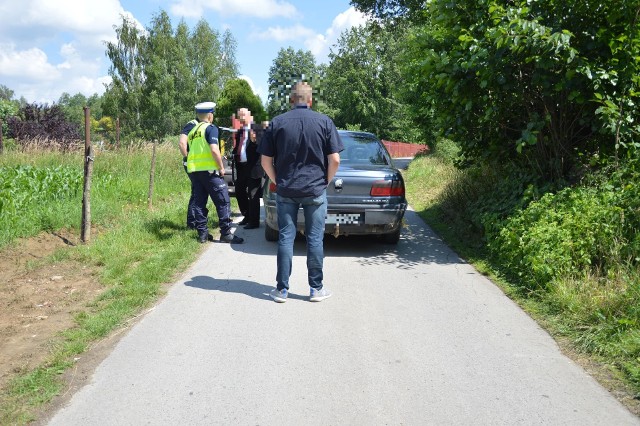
[195,101,216,113]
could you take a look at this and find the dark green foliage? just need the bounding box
[324,22,421,142]
[216,78,266,128]
[103,11,239,141]
[267,47,322,118]
[386,0,639,179]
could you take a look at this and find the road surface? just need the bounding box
[47,207,639,425]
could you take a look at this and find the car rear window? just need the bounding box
[339,133,390,166]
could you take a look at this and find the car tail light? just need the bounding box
[370,180,404,196]
[268,181,277,192]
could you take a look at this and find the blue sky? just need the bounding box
[0,0,368,104]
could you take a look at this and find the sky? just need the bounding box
[0,0,369,105]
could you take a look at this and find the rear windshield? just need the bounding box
[339,133,390,166]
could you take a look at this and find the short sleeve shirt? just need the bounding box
[257,106,344,198]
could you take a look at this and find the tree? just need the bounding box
[142,10,181,139]
[355,0,640,179]
[0,85,15,101]
[0,99,19,138]
[103,11,240,141]
[267,47,321,117]
[324,22,418,142]
[8,103,81,149]
[216,78,266,128]
[104,14,146,138]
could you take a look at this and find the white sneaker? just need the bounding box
[309,287,332,302]
[270,288,288,303]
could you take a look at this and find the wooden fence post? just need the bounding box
[148,139,157,209]
[81,106,94,243]
[116,117,120,147]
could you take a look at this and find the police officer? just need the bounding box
[179,118,203,229]
[179,102,244,244]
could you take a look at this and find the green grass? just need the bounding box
[0,143,236,424]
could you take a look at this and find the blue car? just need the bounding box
[262,130,407,244]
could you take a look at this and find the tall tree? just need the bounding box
[219,30,240,90]
[354,0,640,179]
[324,22,417,141]
[267,47,320,117]
[174,20,197,119]
[103,10,240,140]
[142,10,181,139]
[189,19,223,102]
[104,14,146,137]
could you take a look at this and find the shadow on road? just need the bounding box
[231,209,464,271]
[183,275,308,301]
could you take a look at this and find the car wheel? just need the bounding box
[265,224,279,242]
[380,228,401,244]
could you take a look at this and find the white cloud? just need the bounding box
[248,7,369,63]
[171,0,297,19]
[0,0,137,103]
[252,24,316,42]
[0,43,112,104]
[311,7,369,62]
[0,44,60,81]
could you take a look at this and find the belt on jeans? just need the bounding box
[209,170,222,177]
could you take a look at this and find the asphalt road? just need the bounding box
[47,206,639,425]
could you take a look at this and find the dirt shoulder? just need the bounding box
[0,230,104,391]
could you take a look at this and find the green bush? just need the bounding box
[492,187,627,288]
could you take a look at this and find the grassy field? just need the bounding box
[0,143,235,424]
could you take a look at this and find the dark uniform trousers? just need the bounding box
[235,162,261,226]
[185,164,207,228]
[191,171,232,236]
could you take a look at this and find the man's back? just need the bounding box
[262,106,342,198]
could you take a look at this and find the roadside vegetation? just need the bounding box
[1,0,639,421]
[350,0,640,403]
[404,141,640,404]
[0,144,213,424]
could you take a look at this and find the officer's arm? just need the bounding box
[210,143,225,175]
[178,134,188,158]
[261,155,276,184]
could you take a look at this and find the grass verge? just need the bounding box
[0,144,232,424]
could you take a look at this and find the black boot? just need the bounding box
[198,231,209,243]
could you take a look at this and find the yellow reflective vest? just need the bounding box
[186,122,221,173]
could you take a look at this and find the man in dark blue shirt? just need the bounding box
[258,82,343,303]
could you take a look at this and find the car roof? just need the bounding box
[337,130,378,138]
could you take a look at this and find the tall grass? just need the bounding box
[0,142,235,424]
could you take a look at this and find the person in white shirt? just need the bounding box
[232,108,262,228]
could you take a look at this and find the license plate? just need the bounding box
[325,213,362,225]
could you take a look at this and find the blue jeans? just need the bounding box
[276,190,327,291]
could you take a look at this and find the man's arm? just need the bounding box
[178,134,188,157]
[261,155,276,184]
[326,152,340,183]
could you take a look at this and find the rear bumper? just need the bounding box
[264,202,407,236]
